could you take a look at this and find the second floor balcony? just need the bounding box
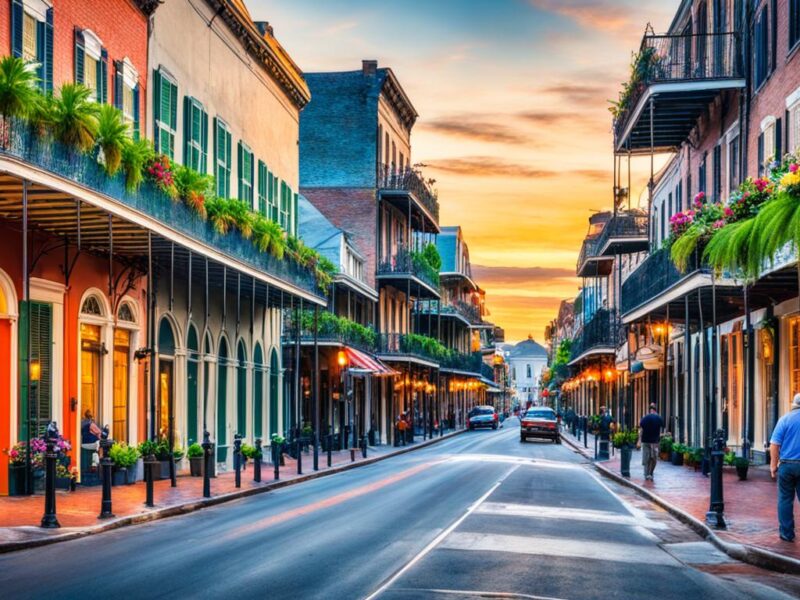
[377,247,440,299]
[569,309,619,365]
[613,31,744,153]
[577,237,614,278]
[377,164,440,233]
[282,311,377,354]
[595,211,649,257]
[416,299,483,327]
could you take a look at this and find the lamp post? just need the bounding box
[40,421,60,528]
[338,350,349,451]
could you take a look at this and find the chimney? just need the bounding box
[362,60,377,77]
[253,21,273,37]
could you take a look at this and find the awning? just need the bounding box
[345,347,397,376]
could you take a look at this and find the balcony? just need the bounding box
[377,247,440,299]
[439,351,484,376]
[0,120,322,300]
[416,299,483,327]
[569,309,619,365]
[595,211,649,257]
[377,164,440,232]
[377,333,442,367]
[613,31,744,152]
[282,312,377,354]
[576,237,613,278]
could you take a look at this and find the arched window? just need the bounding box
[117,302,135,323]
[253,344,264,439]
[237,340,247,435]
[81,295,103,316]
[186,324,200,444]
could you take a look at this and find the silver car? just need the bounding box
[468,406,498,430]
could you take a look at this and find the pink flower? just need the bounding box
[790,163,799,174]
[713,219,725,230]
[724,207,734,217]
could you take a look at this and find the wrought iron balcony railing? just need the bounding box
[0,121,320,297]
[614,31,742,142]
[620,248,707,316]
[570,308,619,361]
[377,333,443,365]
[281,313,377,353]
[439,351,484,375]
[416,299,482,325]
[594,212,649,255]
[377,246,440,290]
[377,163,440,224]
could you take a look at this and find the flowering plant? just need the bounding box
[6,442,27,465]
[7,436,72,468]
[145,154,178,199]
[726,177,774,223]
[780,161,800,195]
[669,209,695,237]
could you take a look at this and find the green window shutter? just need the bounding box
[200,108,208,174]
[44,8,53,92]
[36,19,45,84]
[237,141,243,200]
[183,95,191,167]
[153,69,162,148]
[11,0,23,58]
[132,84,140,140]
[258,160,267,216]
[99,48,108,103]
[19,301,52,438]
[113,61,123,110]
[293,192,298,237]
[74,28,85,84]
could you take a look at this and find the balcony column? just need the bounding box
[295,298,302,433]
[313,306,319,470]
[684,295,691,446]
[147,232,156,441]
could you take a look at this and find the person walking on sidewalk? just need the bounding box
[638,404,663,481]
[770,393,800,542]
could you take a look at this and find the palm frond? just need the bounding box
[703,218,759,278]
[0,55,40,119]
[50,83,98,152]
[752,192,799,267]
[120,138,154,191]
[96,104,128,175]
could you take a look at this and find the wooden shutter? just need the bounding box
[776,117,783,161]
[770,0,777,74]
[44,8,53,92]
[237,141,243,200]
[19,301,52,436]
[183,95,191,167]
[757,132,765,176]
[11,0,23,58]
[293,192,298,237]
[153,69,162,145]
[200,107,208,174]
[74,28,85,84]
[99,48,108,103]
[36,17,46,84]
[114,61,124,110]
[132,84,140,140]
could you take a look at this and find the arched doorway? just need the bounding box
[269,348,280,436]
[253,344,264,440]
[237,340,247,436]
[186,324,199,445]
[217,337,229,462]
[113,300,138,443]
[157,317,176,443]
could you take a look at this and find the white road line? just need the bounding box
[363,465,520,600]
[438,532,680,566]
[474,502,668,530]
[390,588,568,600]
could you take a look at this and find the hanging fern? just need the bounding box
[752,190,800,268]
[670,225,703,273]
[703,217,759,278]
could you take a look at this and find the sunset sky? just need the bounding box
[251,0,677,343]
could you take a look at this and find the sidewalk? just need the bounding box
[0,432,457,552]
[563,429,800,573]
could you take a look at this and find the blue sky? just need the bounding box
[248,0,677,341]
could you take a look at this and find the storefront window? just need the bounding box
[791,317,800,397]
[80,323,102,424]
[113,329,130,442]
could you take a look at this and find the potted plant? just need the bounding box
[109,442,140,485]
[683,446,694,467]
[187,443,204,477]
[612,430,638,477]
[55,463,73,490]
[723,451,736,467]
[6,442,28,496]
[671,443,685,466]
[659,434,673,461]
[691,447,705,472]
[734,456,749,481]
[271,433,285,465]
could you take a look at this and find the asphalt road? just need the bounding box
[0,419,794,599]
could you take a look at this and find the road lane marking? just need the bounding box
[218,460,444,541]
[390,588,568,600]
[474,502,668,529]
[363,464,520,600]
[438,532,680,565]
[445,455,583,470]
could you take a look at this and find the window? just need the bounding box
[279,180,291,232]
[526,364,531,378]
[238,142,254,205]
[761,118,776,174]
[728,134,740,193]
[791,317,800,397]
[698,154,707,196]
[754,7,769,90]
[712,144,722,201]
[75,29,107,102]
[153,69,178,158]
[791,0,800,52]
[114,58,140,138]
[183,97,208,172]
[11,1,53,92]
[789,95,800,153]
[214,119,232,198]
[257,160,268,216]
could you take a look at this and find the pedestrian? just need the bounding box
[396,414,407,447]
[770,393,800,542]
[638,403,663,481]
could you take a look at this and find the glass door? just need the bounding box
[80,323,102,429]
[112,329,130,443]
[158,360,174,442]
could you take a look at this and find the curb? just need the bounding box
[0,429,465,554]
[561,434,800,575]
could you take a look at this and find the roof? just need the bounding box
[508,337,548,358]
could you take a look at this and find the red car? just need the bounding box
[520,408,560,443]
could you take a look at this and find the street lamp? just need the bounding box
[26,359,41,496]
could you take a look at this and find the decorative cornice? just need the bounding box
[380,70,417,131]
[205,0,311,110]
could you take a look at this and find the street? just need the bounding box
[0,419,794,600]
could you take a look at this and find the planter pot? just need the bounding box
[134,457,144,482]
[8,464,27,496]
[620,445,633,477]
[189,456,203,477]
[111,469,127,486]
[736,465,749,481]
[158,460,175,480]
[659,451,670,461]
[670,451,684,466]
[55,477,72,490]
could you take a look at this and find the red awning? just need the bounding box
[345,347,397,376]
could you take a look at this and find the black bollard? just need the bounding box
[327,433,332,468]
[201,430,213,498]
[296,438,303,475]
[706,428,727,529]
[350,448,356,462]
[254,438,262,483]
[273,441,280,481]
[361,436,367,459]
[98,425,114,519]
[594,433,598,460]
[40,422,60,529]
[233,433,242,489]
[313,432,319,472]
[583,418,588,448]
[144,453,157,507]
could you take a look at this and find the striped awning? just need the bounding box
[345,347,397,376]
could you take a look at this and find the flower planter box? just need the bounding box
[736,464,749,480]
[56,476,72,490]
[8,464,27,496]
[189,457,203,477]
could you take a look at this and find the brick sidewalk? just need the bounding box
[0,438,428,547]
[563,430,800,563]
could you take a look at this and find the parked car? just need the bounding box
[468,406,498,430]
[520,407,560,443]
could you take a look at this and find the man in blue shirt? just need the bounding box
[770,393,800,542]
